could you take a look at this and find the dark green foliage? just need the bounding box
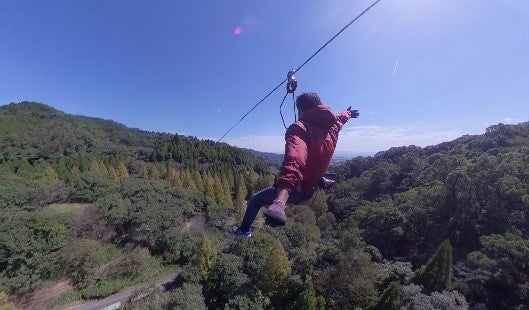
[203,253,250,308]
[325,121,529,308]
[71,171,116,203]
[367,281,402,310]
[0,176,30,208]
[168,283,206,309]
[413,239,453,293]
[60,240,116,285]
[290,277,325,310]
[150,135,271,176]
[457,231,529,309]
[0,211,68,293]
[96,178,201,255]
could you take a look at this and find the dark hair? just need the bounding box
[296,92,321,111]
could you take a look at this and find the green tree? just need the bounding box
[413,239,453,293]
[0,211,68,293]
[291,277,325,310]
[193,170,204,193]
[213,174,224,205]
[197,234,217,282]
[60,240,115,285]
[0,291,17,310]
[462,231,529,309]
[367,281,402,310]
[171,171,183,187]
[260,239,291,307]
[204,253,249,308]
[203,171,215,200]
[309,189,328,218]
[68,165,81,186]
[168,283,206,309]
[43,164,59,182]
[182,169,197,191]
[221,174,233,208]
[234,174,248,223]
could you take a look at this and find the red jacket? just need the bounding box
[273,104,352,194]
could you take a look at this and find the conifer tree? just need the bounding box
[367,281,402,310]
[89,158,100,173]
[107,165,119,181]
[213,174,224,205]
[182,169,197,191]
[158,163,168,179]
[171,171,183,188]
[234,175,248,222]
[246,168,259,195]
[147,163,160,179]
[221,174,233,208]
[193,170,204,193]
[162,163,174,180]
[77,153,91,172]
[413,239,453,293]
[260,239,292,305]
[54,157,70,180]
[309,189,328,217]
[292,277,325,310]
[99,158,109,176]
[140,166,150,180]
[203,171,215,200]
[116,161,129,180]
[44,164,59,182]
[68,166,81,186]
[227,169,235,190]
[198,234,217,282]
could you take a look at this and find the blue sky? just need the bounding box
[1,1,528,154]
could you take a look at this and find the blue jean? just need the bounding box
[237,187,314,233]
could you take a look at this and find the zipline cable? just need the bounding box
[217,0,382,142]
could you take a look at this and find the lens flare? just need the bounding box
[233,25,243,35]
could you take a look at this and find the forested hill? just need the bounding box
[0,101,272,172]
[1,101,277,308]
[325,120,529,309]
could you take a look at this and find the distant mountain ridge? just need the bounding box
[239,148,283,166]
[0,101,270,173]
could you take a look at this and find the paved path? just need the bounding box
[58,273,177,310]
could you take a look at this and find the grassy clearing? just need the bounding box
[43,203,89,216]
[53,250,176,306]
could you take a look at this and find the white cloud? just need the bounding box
[225,125,464,154]
[502,117,515,124]
[336,126,463,153]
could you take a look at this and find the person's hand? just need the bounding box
[347,106,359,118]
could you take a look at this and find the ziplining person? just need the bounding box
[233,92,359,237]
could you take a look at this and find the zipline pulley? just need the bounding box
[280,69,298,129]
[286,70,297,94]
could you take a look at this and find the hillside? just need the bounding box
[2,101,529,309]
[0,102,271,172]
[327,120,529,309]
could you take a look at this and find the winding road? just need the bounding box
[58,273,177,310]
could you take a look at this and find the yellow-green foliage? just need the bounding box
[0,292,17,310]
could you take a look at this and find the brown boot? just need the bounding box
[262,200,287,226]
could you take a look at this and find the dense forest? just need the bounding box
[1,102,529,309]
